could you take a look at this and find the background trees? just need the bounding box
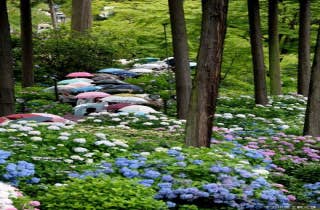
[268,0,282,95]
[297,0,311,97]
[247,0,268,105]
[20,0,34,87]
[0,1,15,116]
[71,0,92,33]
[185,0,229,147]
[168,0,191,119]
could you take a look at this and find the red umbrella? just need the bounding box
[106,103,131,112]
[0,117,9,124]
[66,72,94,78]
[5,113,40,120]
[75,91,111,99]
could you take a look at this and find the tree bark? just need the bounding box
[297,0,311,97]
[248,0,268,105]
[48,0,57,29]
[20,0,34,87]
[168,0,192,119]
[268,0,282,95]
[185,0,229,147]
[303,24,320,136]
[71,0,92,33]
[0,1,15,116]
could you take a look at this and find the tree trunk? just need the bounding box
[168,0,192,119]
[268,0,281,95]
[297,0,311,97]
[0,1,15,116]
[248,0,268,105]
[71,0,92,33]
[185,0,229,147]
[20,0,34,87]
[48,0,57,29]
[303,24,320,136]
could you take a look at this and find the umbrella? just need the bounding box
[119,105,158,114]
[92,73,120,80]
[5,113,40,120]
[97,68,138,78]
[70,86,103,93]
[33,113,69,123]
[106,103,131,112]
[100,84,143,93]
[97,68,125,73]
[67,82,92,88]
[66,72,94,78]
[92,79,126,85]
[74,103,106,116]
[129,68,154,73]
[133,62,168,70]
[75,91,110,99]
[13,116,53,123]
[58,78,93,85]
[101,96,148,104]
[0,117,9,125]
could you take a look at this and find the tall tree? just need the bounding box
[248,0,268,105]
[71,0,92,33]
[168,0,192,119]
[297,0,311,97]
[20,0,34,87]
[268,0,281,95]
[0,1,15,116]
[185,0,229,147]
[303,24,320,136]
[48,0,57,29]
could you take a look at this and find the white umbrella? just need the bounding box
[129,68,154,73]
[101,96,148,104]
[119,105,158,114]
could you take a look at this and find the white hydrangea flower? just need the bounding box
[155,147,168,152]
[102,153,110,157]
[95,140,115,147]
[93,119,102,123]
[28,130,41,135]
[70,155,84,161]
[95,133,106,140]
[86,159,94,164]
[113,140,129,148]
[143,122,153,126]
[73,138,86,144]
[111,118,121,122]
[64,159,73,163]
[47,125,61,130]
[18,126,34,131]
[31,136,43,141]
[73,147,88,153]
[83,153,94,157]
[58,136,69,141]
[140,152,150,156]
[171,146,182,151]
[160,122,170,126]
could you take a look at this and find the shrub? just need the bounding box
[37,176,167,209]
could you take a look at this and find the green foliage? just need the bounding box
[37,176,167,210]
[31,28,116,81]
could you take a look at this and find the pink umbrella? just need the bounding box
[66,82,92,88]
[75,91,110,99]
[32,113,69,123]
[66,72,94,78]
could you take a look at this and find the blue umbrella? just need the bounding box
[97,68,125,73]
[98,68,138,78]
[71,86,102,93]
